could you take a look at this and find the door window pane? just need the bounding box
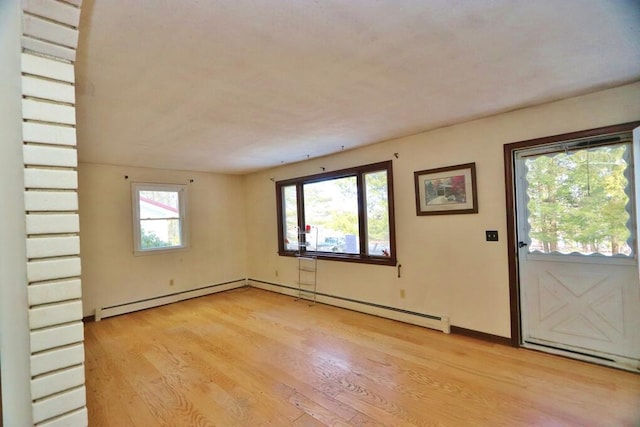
[525,143,632,256]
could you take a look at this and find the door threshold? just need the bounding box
[525,340,615,362]
[523,341,640,373]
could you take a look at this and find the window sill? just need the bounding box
[279,250,396,266]
[134,246,189,257]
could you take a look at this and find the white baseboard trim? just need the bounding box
[248,279,450,334]
[95,279,247,320]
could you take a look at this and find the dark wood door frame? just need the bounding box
[502,121,640,347]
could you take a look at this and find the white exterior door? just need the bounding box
[515,128,640,371]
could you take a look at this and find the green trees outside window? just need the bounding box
[276,161,396,266]
[526,143,632,256]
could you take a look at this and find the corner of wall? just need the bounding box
[1,0,89,425]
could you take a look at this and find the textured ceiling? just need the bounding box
[75,0,640,174]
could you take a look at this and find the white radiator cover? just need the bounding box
[95,279,450,335]
[248,279,451,334]
[96,280,247,320]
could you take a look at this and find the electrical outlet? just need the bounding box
[275,270,279,277]
[400,289,406,298]
[486,230,499,241]
[169,278,174,286]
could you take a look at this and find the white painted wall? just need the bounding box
[0,1,32,424]
[77,83,639,337]
[78,163,247,316]
[244,82,640,338]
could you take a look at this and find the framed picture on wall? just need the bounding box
[414,162,478,215]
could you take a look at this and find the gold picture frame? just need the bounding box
[414,162,478,215]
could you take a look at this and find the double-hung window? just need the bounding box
[132,183,188,254]
[276,160,396,266]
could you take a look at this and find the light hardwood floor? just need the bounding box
[84,287,640,426]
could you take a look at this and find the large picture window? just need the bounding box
[132,183,188,254]
[276,161,396,265]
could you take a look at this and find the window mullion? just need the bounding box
[297,182,306,253]
[356,172,366,256]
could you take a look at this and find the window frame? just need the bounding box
[132,182,189,255]
[276,160,397,266]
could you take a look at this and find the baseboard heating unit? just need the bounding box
[248,279,450,334]
[94,279,247,320]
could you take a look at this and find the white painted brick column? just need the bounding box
[19,0,87,425]
[1,1,33,424]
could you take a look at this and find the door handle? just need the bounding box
[518,241,528,248]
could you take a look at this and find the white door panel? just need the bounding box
[516,129,640,371]
[522,257,640,358]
